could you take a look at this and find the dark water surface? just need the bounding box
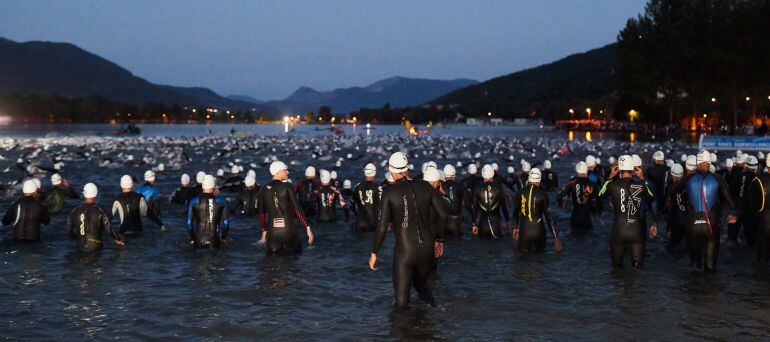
[1,125,769,340]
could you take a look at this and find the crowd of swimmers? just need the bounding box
[4,147,770,308]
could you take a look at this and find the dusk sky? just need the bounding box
[1,1,647,100]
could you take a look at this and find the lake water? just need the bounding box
[1,124,767,340]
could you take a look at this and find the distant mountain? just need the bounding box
[0,37,272,112]
[430,44,617,119]
[227,95,263,104]
[265,76,478,113]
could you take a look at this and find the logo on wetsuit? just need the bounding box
[208,198,215,223]
[619,185,643,223]
[401,195,409,229]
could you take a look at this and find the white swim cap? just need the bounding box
[320,170,331,184]
[364,163,377,177]
[632,154,642,167]
[747,155,759,170]
[681,154,687,162]
[423,167,440,182]
[696,150,711,164]
[736,153,747,164]
[468,164,478,175]
[51,173,62,185]
[343,179,352,189]
[83,183,98,199]
[507,166,515,174]
[575,161,588,174]
[596,158,602,165]
[491,163,499,171]
[270,161,288,176]
[385,172,394,183]
[202,175,216,190]
[23,180,37,194]
[586,155,596,167]
[443,164,456,178]
[231,165,239,174]
[305,166,316,177]
[216,169,225,177]
[196,171,206,184]
[528,168,542,183]
[244,176,256,187]
[481,164,494,179]
[726,158,734,168]
[157,163,165,172]
[181,173,190,185]
[686,155,697,171]
[710,152,717,163]
[144,170,156,182]
[120,175,133,188]
[247,170,256,179]
[618,155,634,171]
[543,160,551,169]
[330,171,338,179]
[32,178,41,190]
[608,156,616,165]
[671,164,684,177]
[388,152,409,174]
[522,162,531,172]
[653,151,664,161]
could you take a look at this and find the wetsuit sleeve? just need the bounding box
[337,189,346,207]
[597,180,612,199]
[372,192,391,254]
[643,181,659,227]
[287,185,310,228]
[717,175,737,210]
[65,210,74,239]
[257,188,267,232]
[1,201,16,225]
[144,197,165,227]
[102,210,122,241]
[41,204,50,225]
[542,193,558,238]
[186,199,195,234]
[556,181,572,207]
[471,187,480,225]
[219,197,230,239]
[554,172,559,188]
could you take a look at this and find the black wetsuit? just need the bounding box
[557,177,597,230]
[513,184,558,253]
[727,167,749,243]
[646,163,668,210]
[232,186,260,216]
[186,193,229,248]
[503,173,520,193]
[372,177,449,308]
[733,169,758,245]
[341,188,353,221]
[587,169,604,213]
[462,175,481,216]
[671,171,735,272]
[541,169,559,192]
[316,185,344,222]
[352,180,381,232]
[41,185,79,214]
[112,192,164,233]
[295,179,318,218]
[188,184,203,203]
[66,203,122,252]
[471,181,510,239]
[2,196,50,241]
[222,175,244,193]
[598,176,656,268]
[748,173,770,263]
[136,183,162,221]
[259,180,310,254]
[441,179,465,236]
[664,178,688,251]
[170,185,193,205]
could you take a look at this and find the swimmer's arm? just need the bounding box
[66,186,79,199]
[102,211,123,242]
[596,180,612,199]
[145,198,165,228]
[257,189,267,232]
[1,202,16,225]
[471,188,480,225]
[372,195,391,254]
[219,198,230,239]
[511,192,521,227]
[500,188,510,222]
[543,200,558,239]
[287,186,310,228]
[111,200,123,224]
[556,181,572,207]
[717,175,737,210]
[41,205,50,225]
[186,199,196,235]
[65,213,74,239]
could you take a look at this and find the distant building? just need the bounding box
[467,118,481,125]
[490,118,503,126]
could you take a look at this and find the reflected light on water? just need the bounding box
[630,132,636,142]
[0,116,11,125]
[568,131,574,141]
[585,131,592,142]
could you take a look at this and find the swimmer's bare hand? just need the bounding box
[368,253,377,271]
[554,237,563,252]
[115,240,125,246]
[649,224,658,239]
[472,225,479,235]
[513,228,520,240]
[727,215,737,224]
[306,226,314,245]
[434,242,444,258]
